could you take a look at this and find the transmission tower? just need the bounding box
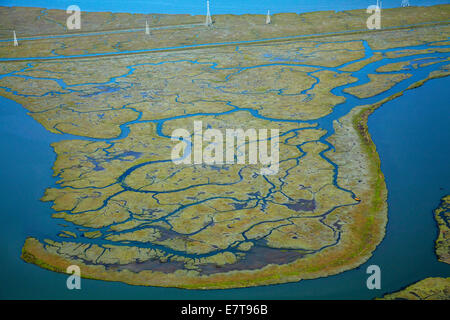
[205,0,212,26]
[13,30,18,46]
[266,10,271,24]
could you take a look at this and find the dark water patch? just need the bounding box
[118,151,142,158]
[108,258,185,274]
[155,227,186,242]
[232,202,248,210]
[284,199,316,212]
[198,244,306,275]
[332,220,343,231]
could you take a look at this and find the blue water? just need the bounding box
[1,0,450,15]
[366,77,450,294]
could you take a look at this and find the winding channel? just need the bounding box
[0,35,449,298]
